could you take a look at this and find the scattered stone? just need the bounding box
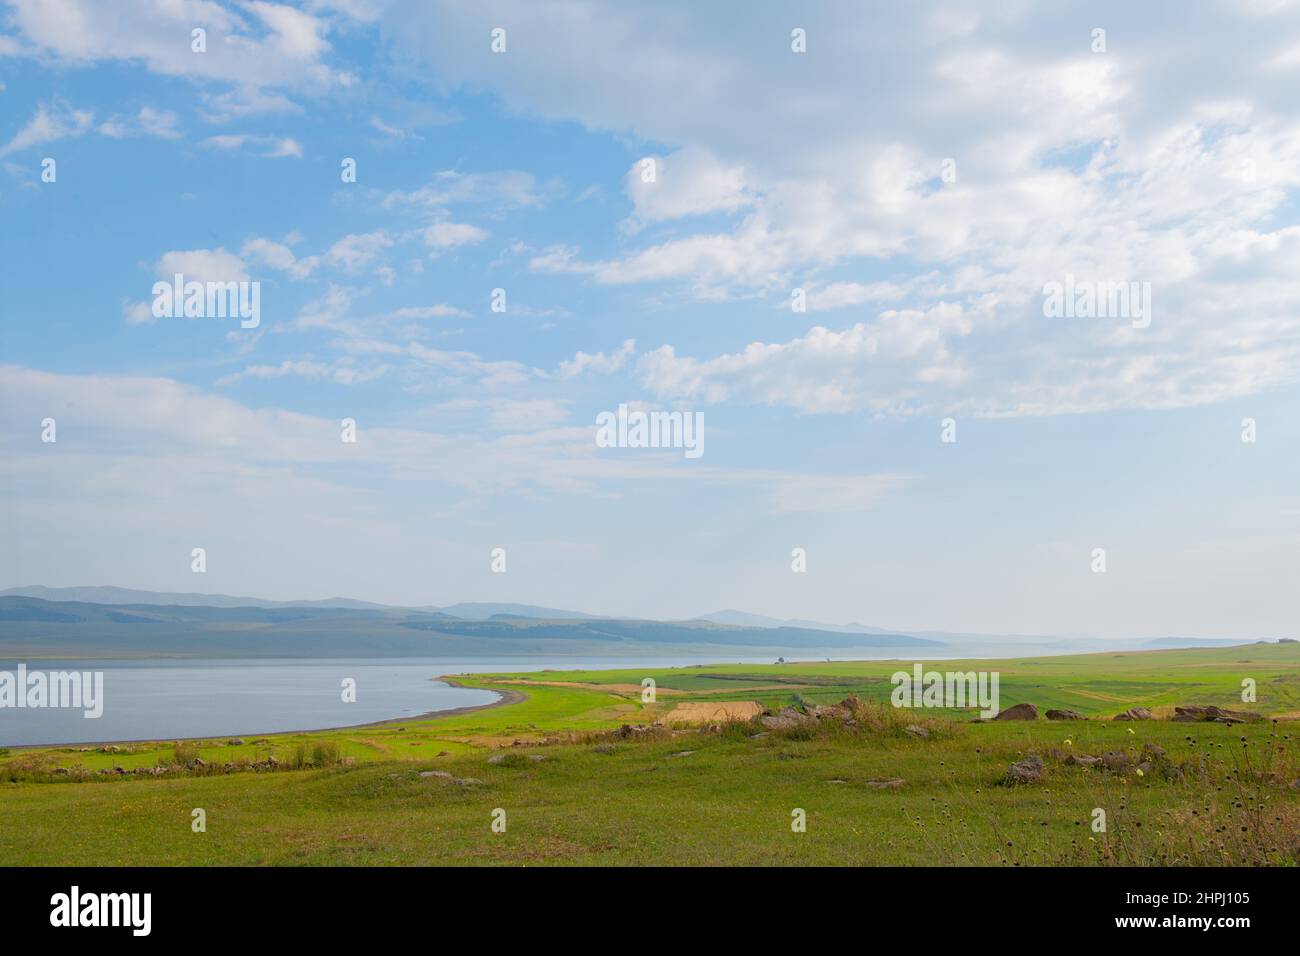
[227,738,245,746]
[1065,754,1102,768]
[1100,751,1132,772]
[994,703,1038,721]
[1046,709,1084,721]
[748,732,769,740]
[419,770,454,779]
[1004,755,1045,784]
[668,750,696,758]
[826,778,848,784]
[437,751,452,757]
[1113,707,1152,721]
[1172,704,1263,723]
[612,723,655,739]
[526,754,548,762]
[864,778,905,789]
[487,753,507,765]
[806,702,853,721]
[903,725,930,739]
[759,714,803,730]
[593,743,618,754]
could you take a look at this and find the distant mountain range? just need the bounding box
[0,586,597,621]
[0,591,939,659]
[0,586,1275,659]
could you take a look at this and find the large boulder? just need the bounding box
[1045,709,1085,720]
[994,703,1038,720]
[1207,705,1261,724]
[1112,706,1152,721]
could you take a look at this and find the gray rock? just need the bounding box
[1004,755,1045,784]
[1112,707,1152,721]
[1045,709,1084,721]
[1101,751,1132,771]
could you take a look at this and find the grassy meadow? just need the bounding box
[1,643,1297,866]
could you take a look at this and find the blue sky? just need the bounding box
[2,0,1299,639]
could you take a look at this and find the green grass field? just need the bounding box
[1,643,1297,865]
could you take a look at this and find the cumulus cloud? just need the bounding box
[391,0,1300,417]
[559,339,637,378]
[623,147,753,230]
[4,0,354,118]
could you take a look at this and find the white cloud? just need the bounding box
[5,0,351,118]
[241,237,300,273]
[559,339,636,378]
[370,116,406,139]
[384,304,468,320]
[323,231,392,271]
[122,300,154,326]
[624,147,752,230]
[291,284,354,331]
[0,100,93,156]
[202,133,302,158]
[391,0,1300,417]
[216,356,386,386]
[383,169,551,212]
[97,106,181,140]
[156,248,249,283]
[423,221,488,251]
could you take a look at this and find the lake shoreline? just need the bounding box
[3,676,526,751]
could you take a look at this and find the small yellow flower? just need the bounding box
[1136,767,1145,777]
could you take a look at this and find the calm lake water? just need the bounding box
[0,654,805,746]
